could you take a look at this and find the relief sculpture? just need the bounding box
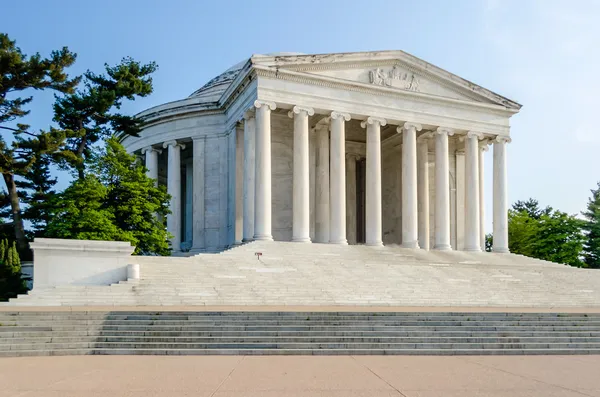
[369,65,420,91]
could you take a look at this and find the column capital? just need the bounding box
[330,111,351,121]
[141,146,162,155]
[495,135,512,144]
[191,136,206,142]
[254,100,276,110]
[417,131,434,142]
[345,152,361,161]
[360,116,387,128]
[163,140,185,150]
[479,139,491,151]
[467,131,484,139]
[435,127,455,136]
[288,105,315,118]
[397,122,423,134]
[459,131,484,142]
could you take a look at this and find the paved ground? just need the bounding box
[1,355,599,396]
[3,305,600,312]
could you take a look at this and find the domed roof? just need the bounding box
[188,59,248,101]
[188,53,306,101]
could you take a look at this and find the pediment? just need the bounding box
[251,51,521,110]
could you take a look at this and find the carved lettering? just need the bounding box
[369,65,420,92]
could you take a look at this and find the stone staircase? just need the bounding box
[1,311,600,356]
[4,241,600,307]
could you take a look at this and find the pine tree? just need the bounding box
[0,33,78,253]
[16,153,58,237]
[53,58,157,179]
[582,182,600,268]
[0,239,6,261]
[0,238,26,300]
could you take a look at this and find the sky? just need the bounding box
[3,0,600,232]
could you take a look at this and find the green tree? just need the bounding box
[53,58,157,179]
[17,153,58,237]
[582,182,600,268]
[508,199,585,267]
[45,176,128,241]
[0,33,78,252]
[0,238,27,301]
[46,139,170,255]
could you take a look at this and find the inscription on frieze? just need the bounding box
[369,65,420,92]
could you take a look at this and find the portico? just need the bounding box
[125,51,519,254]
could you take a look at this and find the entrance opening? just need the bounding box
[356,158,366,244]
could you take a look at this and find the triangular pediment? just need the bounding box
[251,51,521,110]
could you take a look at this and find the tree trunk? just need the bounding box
[2,173,28,253]
[75,135,87,180]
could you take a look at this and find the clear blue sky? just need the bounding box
[4,0,600,231]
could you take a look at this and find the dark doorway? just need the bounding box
[356,158,366,243]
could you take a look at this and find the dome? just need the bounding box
[188,53,306,101]
[188,59,248,100]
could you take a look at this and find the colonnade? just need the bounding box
[142,99,511,253]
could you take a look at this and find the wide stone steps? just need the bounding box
[6,239,599,307]
[2,311,600,356]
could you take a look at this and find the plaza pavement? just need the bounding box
[1,355,599,397]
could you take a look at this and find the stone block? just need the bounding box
[30,238,135,289]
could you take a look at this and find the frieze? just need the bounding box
[369,65,420,92]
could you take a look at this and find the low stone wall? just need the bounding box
[30,238,136,289]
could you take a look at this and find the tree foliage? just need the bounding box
[0,32,78,253]
[582,182,600,268]
[46,138,170,255]
[16,153,58,237]
[53,58,157,179]
[508,199,585,267]
[0,238,27,301]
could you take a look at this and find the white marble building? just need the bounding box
[122,51,519,253]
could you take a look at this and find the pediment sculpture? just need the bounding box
[369,65,420,92]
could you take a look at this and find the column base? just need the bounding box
[253,235,273,241]
[433,244,452,251]
[242,238,254,243]
[493,247,510,253]
[329,239,348,245]
[464,246,482,252]
[366,241,383,247]
[292,237,312,243]
[401,241,420,249]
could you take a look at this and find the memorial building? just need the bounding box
[122,51,519,253]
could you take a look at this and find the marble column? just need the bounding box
[362,117,386,246]
[289,105,314,243]
[464,131,483,252]
[142,147,160,185]
[455,150,466,250]
[493,135,511,253]
[253,100,276,241]
[479,141,489,251]
[242,111,256,242]
[315,122,330,243]
[163,140,185,251]
[329,111,350,245]
[191,137,205,251]
[417,132,433,250]
[434,127,454,251]
[235,124,244,244]
[399,122,422,249]
[345,154,359,245]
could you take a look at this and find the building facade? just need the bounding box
[122,51,520,253]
